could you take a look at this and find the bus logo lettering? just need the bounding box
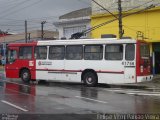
[38,61,52,66]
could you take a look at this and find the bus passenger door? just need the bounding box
[46,46,65,81]
[35,46,49,80]
[5,47,19,78]
[123,44,136,83]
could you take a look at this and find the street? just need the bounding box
[0,0,160,120]
[0,74,160,119]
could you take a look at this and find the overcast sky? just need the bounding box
[0,0,91,33]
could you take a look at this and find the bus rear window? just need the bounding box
[140,44,150,59]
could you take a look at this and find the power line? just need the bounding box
[123,25,144,32]
[26,20,57,24]
[91,0,157,39]
[0,0,32,16]
[0,24,23,26]
[75,0,91,5]
[92,0,118,19]
[24,16,59,21]
[0,0,25,10]
[124,0,155,12]
[0,0,43,19]
[10,23,55,32]
[91,0,122,39]
[86,4,156,33]
[0,16,58,23]
[71,3,157,39]
[9,27,57,34]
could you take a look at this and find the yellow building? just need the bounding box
[91,7,160,41]
[91,0,160,74]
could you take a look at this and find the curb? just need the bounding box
[108,84,148,89]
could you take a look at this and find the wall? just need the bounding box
[91,7,160,42]
[54,18,91,39]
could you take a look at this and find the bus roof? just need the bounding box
[7,38,147,47]
[37,38,139,46]
[7,42,37,47]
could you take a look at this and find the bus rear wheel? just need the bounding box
[83,72,97,87]
[20,69,31,83]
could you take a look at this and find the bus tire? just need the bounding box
[83,72,97,87]
[20,69,31,83]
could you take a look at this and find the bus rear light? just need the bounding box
[140,66,143,73]
[140,59,144,65]
[148,66,151,72]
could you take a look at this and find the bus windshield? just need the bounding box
[7,49,17,63]
[140,44,150,59]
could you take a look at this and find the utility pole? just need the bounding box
[41,21,46,40]
[28,33,31,41]
[118,0,123,39]
[25,20,27,43]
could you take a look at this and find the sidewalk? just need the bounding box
[109,76,160,91]
[141,76,160,90]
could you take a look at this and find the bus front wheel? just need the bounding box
[20,69,31,83]
[83,72,97,87]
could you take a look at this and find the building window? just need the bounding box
[105,44,123,60]
[63,26,86,39]
[49,46,65,60]
[19,46,32,59]
[66,45,83,60]
[84,45,103,60]
[35,46,47,59]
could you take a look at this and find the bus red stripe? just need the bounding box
[36,69,124,74]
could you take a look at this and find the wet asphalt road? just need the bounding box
[0,75,160,119]
[0,81,160,119]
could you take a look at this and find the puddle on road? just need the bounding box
[0,73,5,87]
[0,79,36,96]
[5,82,36,96]
[0,73,5,80]
[48,94,70,99]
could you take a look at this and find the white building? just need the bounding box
[53,7,91,39]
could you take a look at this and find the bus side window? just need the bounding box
[125,44,135,60]
[19,46,32,59]
[105,44,123,60]
[35,46,47,60]
[49,46,65,60]
[66,45,83,60]
[84,45,103,60]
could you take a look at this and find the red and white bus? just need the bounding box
[5,38,152,86]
